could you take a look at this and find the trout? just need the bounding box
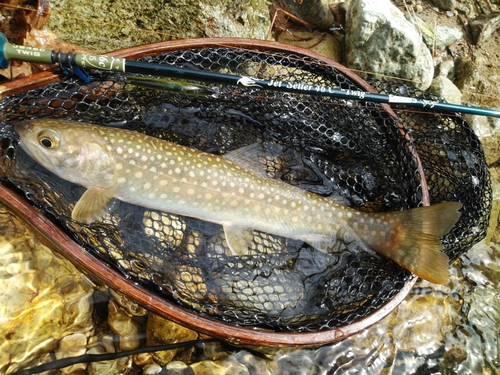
[15,119,462,284]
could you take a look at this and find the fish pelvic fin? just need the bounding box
[223,224,254,256]
[370,202,462,284]
[72,186,117,224]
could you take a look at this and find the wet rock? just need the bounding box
[345,0,434,90]
[146,313,198,366]
[190,357,251,375]
[134,352,154,367]
[55,333,88,373]
[276,29,342,62]
[0,205,95,375]
[429,76,462,104]
[143,363,163,374]
[166,360,193,375]
[86,345,133,375]
[469,12,500,44]
[107,299,143,351]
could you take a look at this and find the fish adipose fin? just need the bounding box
[223,224,254,256]
[372,202,462,284]
[72,186,117,224]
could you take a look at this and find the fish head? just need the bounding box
[15,119,116,188]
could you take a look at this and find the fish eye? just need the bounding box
[37,130,60,149]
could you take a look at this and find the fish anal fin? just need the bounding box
[72,186,117,224]
[223,224,254,256]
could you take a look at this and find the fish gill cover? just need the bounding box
[0,45,491,332]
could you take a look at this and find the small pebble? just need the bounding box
[143,363,163,374]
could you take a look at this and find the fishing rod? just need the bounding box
[1,33,499,118]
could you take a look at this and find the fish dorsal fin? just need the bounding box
[223,223,254,256]
[223,143,269,178]
[72,186,117,224]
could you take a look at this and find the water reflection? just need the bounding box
[0,202,498,374]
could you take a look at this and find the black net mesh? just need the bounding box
[0,45,491,332]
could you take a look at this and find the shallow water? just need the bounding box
[1,198,499,374]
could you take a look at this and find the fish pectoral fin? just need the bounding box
[72,186,117,224]
[223,224,254,256]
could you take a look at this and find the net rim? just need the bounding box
[0,38,425,346]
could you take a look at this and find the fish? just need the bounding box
[15,119,462,284]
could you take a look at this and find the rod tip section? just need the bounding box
[0,33,9,69]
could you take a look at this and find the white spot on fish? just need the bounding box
[117,147,123,154]
[135,171,143,179]
[144,182,151,190]
[117,177,126,184]
[116,163,123,170]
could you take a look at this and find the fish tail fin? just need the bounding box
[372,202,462,284]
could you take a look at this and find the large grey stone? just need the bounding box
[345,0,434,90]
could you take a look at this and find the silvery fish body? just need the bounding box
[15,119,462,283]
